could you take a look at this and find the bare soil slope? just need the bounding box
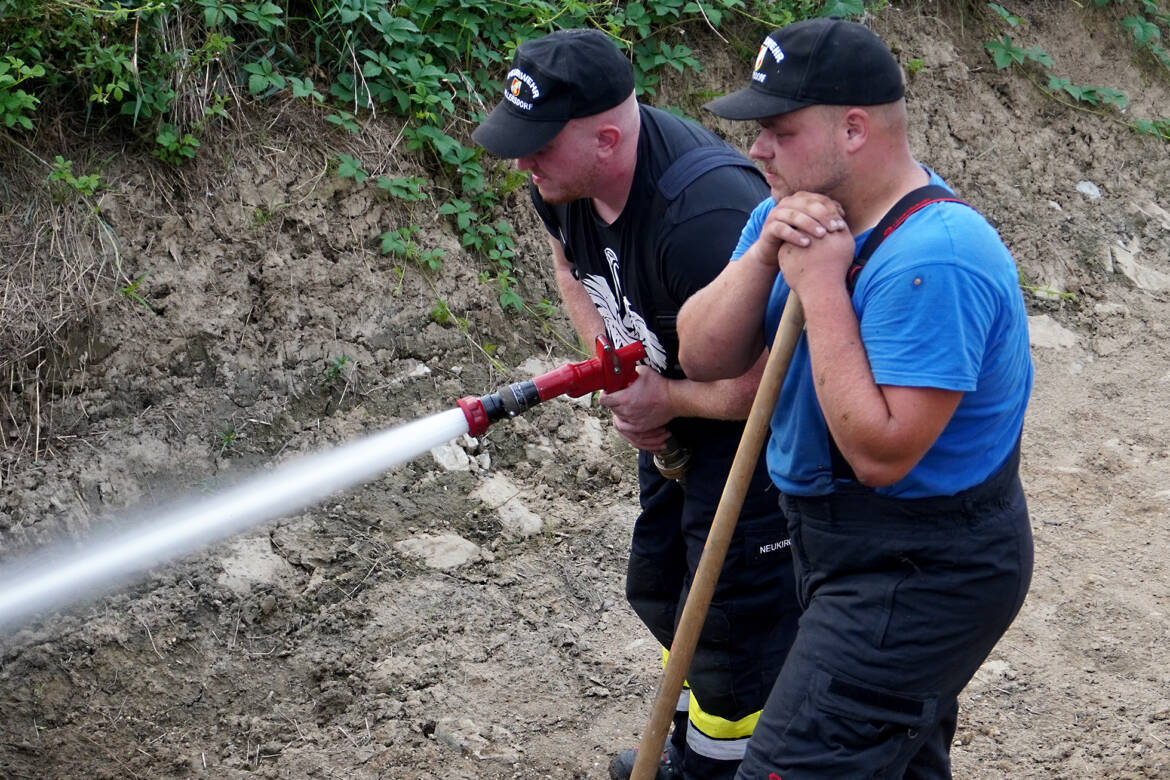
[2,4,1169,778]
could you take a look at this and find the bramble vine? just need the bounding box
[981,1,1170,141]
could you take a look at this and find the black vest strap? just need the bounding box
[829,184,970,481]
[656,146,760,200]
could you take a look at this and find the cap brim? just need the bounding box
[472,102,566,158]
[703,86,810,121]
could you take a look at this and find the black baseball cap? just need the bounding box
[704,18,904,121]
[472,28,635,158]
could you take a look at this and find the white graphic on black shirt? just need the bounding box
[580,247,667,371]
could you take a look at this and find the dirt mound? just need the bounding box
[2,4,1170,778]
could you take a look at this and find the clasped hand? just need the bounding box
[758,192,853,297]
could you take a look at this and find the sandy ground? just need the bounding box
[2,3,1170,778]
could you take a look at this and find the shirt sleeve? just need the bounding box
[659,206,761,306]
[859,260,997,392]
[731,197,774,261]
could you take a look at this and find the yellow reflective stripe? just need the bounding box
[660,647,691,695]
[688,690,761,740]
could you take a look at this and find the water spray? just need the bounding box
[0,337,645,632]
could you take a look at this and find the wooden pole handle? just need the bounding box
[630,294,805,779]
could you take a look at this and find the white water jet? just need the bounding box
[0,408,470,631]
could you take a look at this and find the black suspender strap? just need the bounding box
[829,183,970,481]
[845,184,962,292]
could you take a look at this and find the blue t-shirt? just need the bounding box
[732,172,1033,497]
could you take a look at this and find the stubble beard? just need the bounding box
[534,157,604,206]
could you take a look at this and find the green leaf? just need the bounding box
[820,0,865,18]
[335,153,368,183]
[1023,46,1054,67]
[1122,17,1160,48]
[1097,88,1129,109]
[499,288,523,312]
[988,3,1023,27]
[986,36,1025,69]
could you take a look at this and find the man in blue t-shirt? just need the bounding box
[473,29,801,780]
[677,19,1034,779]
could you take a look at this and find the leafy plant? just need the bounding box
[0,0,852,338]
[196,0,239,27]
[1133,117,1170,139]
[430,298,467,327]
[979,2,1167,142]
[48,156,102,197]
[335,153,368,184]
[287,76,324,103]
[380,225,445,270]
[376,175,428,201]
[323,355,350,383]
[820,0,867,16]
[325,110,361,134]
[153,124,201,165]
[988,2,1024,27]
[118,271,156,313]
[243,58,286,96]
[251,202,287,225]
[1046,77,1128,109]
[0,56,44,130]
[985,35,1053,69]
[241,0,284,34]
[217,427,241,457]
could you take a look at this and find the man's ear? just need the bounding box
[842,108,869,151]
[596,124,622,157]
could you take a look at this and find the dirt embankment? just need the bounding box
[3,3,1170,778]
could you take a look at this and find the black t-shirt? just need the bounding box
[532,106,767,380]
[532,104,768,445]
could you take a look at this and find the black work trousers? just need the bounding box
[627,426,800,776]
[735,448,1034,779]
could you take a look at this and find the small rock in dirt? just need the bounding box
[1093,302,1128,317]
[976,659,1017,682]
[430,442,471,471]
[1137,199,1170,231]
[1076,180,1102,199]
[1111,241,1170,293]
[471,474,542,537]
[394,533,481,569]
[216,536,298,594]
[1028,314,1078,349]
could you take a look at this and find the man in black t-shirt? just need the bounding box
[473,29,800,780]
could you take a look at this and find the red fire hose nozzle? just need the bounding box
[457,336,646,436]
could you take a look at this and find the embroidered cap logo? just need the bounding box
[753,36,784,83]
[502,68,540,112]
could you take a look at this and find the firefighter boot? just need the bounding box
[607,742,683,780]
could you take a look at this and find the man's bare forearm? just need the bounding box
[666,349,768,421]
[677,241,777,381]
[550,236,606,347]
